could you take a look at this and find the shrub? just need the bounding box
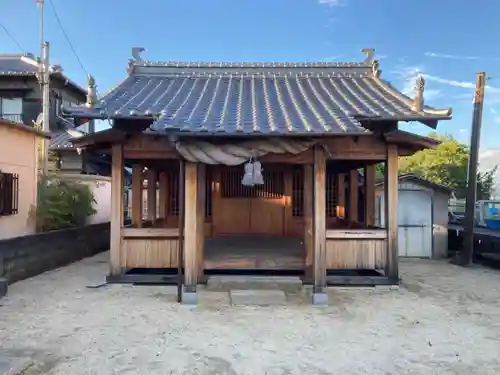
[30,175,97,232]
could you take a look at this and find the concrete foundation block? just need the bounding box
[181,285,197,305]
[229,290,286,306]
[311,292,328,305]
[0,278,7,299]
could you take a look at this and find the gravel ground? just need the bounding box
[1,253,500,374]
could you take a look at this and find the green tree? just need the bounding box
[398,134,497,200]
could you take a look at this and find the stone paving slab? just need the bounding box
[229,289,286,305]
[207,275,303,292]
[0,356,33,375]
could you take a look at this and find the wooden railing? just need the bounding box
[325,229,387,270]
[120,227,179,268]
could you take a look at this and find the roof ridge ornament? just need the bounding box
[372,60,381,77]
[86,74,96,108]
[412,75,425,112]
[132,47,146,62]
[361,48,375,64]
[127,47,146,75]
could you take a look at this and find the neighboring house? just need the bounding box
[0,119,50,239]
[0,52,102,175]
[374,174,451,259]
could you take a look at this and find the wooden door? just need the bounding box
[212,165,287,236]
[249,168,285,235]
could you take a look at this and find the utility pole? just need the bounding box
[460,72,486,266]
[37,0,44,63]
[41,41,50,174]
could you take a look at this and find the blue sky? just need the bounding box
[1,0,500,151]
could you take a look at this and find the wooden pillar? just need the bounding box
[385,144,399,281]
[283,168,293,236]
[131,164,143,227]
[348,169,358,223]
[146,168,157,222]
[183,162,203,287]
[158,171,168,223]
[303,164,313,278]
[211,167,221,235]
[196,164,206,278]
[313,147,326,293]
[336,174,345,218]
[364,165,376,227]
[110,144,124,275]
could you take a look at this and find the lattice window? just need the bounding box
[220,167,284,198]
[0,171,19,216]
[205,167,212,218]
[292,167,304,216]
[326,169,338,217]
[168,168,179,216]
[167,166,213,219]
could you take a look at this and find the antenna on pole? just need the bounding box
[36,0,44,82]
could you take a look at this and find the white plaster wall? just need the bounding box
[52,174,111,225]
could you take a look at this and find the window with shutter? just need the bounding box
[0,171,19,216]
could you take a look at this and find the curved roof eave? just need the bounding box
[371,75,452,119]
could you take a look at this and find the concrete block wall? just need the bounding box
[0,222,110,284]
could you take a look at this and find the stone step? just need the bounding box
[229,290,286,306]
[206,275,302,293]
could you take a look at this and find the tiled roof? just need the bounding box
[63,49,452,136]
[50,128,85,149]
[0,53,86,95]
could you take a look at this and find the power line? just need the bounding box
[0,21,25,53]
[47,0,89,77]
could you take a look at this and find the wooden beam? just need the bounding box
[146,168,157,222]
[183,162,201,286]
[158,171,168,222]
[336,174,345,218]
[124,150,178,160]
[321,136,387,160]
[110,143,124,276]
[385,144,399,281]
[304,164,313,278]
[364,165,376,227]
[348,169,358,223]
[259,149,313,164]
[196,164,206,278]
[131,164,143,227]
[313,147,327,291]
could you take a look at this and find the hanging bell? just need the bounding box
[242,160,255,186]
[252,160,264,185]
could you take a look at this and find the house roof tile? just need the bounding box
[0,53,86,95]
[63,49,452,136]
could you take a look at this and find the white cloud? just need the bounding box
[424,89,442,101]
[494,116,500,123]
[491,108,497,115]
[424,52,479,60]
[390,65,423,95]
[318,0,343,6]
[422,74,500,93]
[452,93,474,100]
[422,74,476,89]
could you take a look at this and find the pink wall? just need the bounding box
[0,125,40,239]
